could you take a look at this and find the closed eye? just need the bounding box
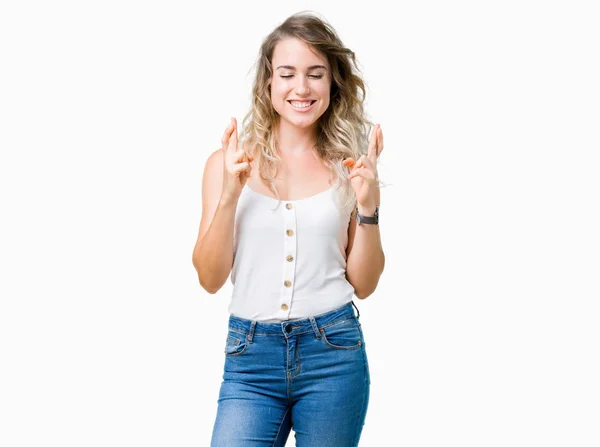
[280,75,324,79]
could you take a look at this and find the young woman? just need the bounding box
[192,11,385,446]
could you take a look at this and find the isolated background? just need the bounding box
[1,0,598,446]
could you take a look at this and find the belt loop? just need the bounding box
[248,320,256,343]
[309,316,321,339]
[352,300,360,320]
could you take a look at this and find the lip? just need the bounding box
[288,100,316,113]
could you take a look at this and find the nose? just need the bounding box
[295,76,310,96]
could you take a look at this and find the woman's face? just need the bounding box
[270,37,331,130]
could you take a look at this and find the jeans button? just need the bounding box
[285,325,292,333]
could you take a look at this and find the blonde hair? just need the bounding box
[240,11,379,214]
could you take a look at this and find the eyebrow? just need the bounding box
[276,65,328,71]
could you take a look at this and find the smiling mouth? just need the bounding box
[288,100,316,109]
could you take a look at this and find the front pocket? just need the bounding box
[320,318,362,350]
[224,333,249,356]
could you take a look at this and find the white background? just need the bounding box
[1,0,598,446]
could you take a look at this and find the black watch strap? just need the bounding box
[356,205,379,225]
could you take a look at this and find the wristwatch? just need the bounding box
[356,205,379,226]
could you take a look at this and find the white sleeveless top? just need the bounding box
[228,183,355,322]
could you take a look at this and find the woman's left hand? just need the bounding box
[343,124,384,213]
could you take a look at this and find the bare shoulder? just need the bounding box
[201,136,253,194]
[202,148,224,197]
[205,147,224,168]
[195,148,224,245]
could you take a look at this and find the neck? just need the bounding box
[275,118,319,155]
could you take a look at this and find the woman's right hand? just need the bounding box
[221,117,253,203]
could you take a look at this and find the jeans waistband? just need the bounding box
[227,301,358,341]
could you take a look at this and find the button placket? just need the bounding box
[280,201,297,316]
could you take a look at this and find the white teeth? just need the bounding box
[290,101,313,108]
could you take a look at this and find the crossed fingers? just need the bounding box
[343,124,383,176]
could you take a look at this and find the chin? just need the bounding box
[287,111,324,128]
[291,118,318,128]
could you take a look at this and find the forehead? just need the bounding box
[272,38,328,69]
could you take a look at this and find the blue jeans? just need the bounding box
[210,301,371,446]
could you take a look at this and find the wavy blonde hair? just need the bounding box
[240,11,377,214]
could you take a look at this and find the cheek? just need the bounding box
[318,83,331,99]
[270,87,284,108]
[270,79,286,97]
[319,87,331,107]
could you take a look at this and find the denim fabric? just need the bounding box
[210,301,371,446]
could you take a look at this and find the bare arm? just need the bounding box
[343,124,385,299]
[345,205,385,299]
[192,118,252,294]
[192,149,237,294]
